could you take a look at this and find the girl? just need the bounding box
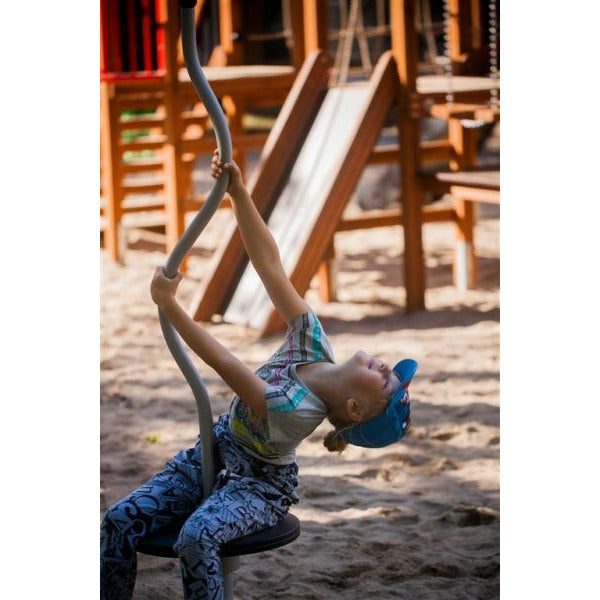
[100,150,415,600]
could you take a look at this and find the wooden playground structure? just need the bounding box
[100,0,500,333]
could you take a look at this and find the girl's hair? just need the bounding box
[323,430,348,453]
[324,395,387,452]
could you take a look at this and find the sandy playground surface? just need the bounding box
[100,165,499,599]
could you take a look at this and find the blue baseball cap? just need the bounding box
[340,359,418,448]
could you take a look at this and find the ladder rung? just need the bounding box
[180,115,209,128]
[122,181,164,195]
[181,108,208,119]
[121,195,165,212]
[100,195,165,215]
[115,93,165,111]
[122,159,164,174]
[118,114,166,129]
[119,135,167,151]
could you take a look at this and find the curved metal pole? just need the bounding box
[160,0,232,498]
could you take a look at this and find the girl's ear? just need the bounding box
[345,398,363,423]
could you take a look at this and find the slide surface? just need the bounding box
[224,84,372,329]
[192,51,397,335]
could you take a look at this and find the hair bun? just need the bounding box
[323,430,348,453]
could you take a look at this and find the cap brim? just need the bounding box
[393,359,418,388]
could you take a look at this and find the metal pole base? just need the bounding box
[222,556,240,600]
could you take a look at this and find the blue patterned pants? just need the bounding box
[100,414,298,600]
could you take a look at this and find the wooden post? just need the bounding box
[161,0,186,264]
[219,0,244,64]
[390,0,425,312]
[447,0,463,62]
[448,118,478,289]
[448,0,481,74]
[452,192,476,291]
[303,0,328,55]
[218,1,245,178]
[177,1,207,67]
[289,0,306,69]
[317,240,337,303]
[100,81,123,261]
[222,95,247,179]
[469,0,482,50]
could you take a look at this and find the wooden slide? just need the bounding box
[190,50,398,336]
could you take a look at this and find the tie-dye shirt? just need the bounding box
[228,311,335,465]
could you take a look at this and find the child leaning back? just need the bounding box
[100,149,417,600]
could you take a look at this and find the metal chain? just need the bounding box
[442,0,454,105]
[488,0,499,110]
[442,0,499,129]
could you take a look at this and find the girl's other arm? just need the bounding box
[212,151,311,324]
[151,267,267,417]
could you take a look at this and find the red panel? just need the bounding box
[100,0,110,72]
[100,70,166,82]
[100,0,167,81]
[141,0,154,71]
[154,0,166,70]
[107,0,122,73]
[126,0,138,71]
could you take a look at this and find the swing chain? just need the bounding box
[442,0,499,129]
[488,0,499,111]
[442,0,454,106]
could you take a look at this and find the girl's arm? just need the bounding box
[151,267,267,417]
[212,151,311,324]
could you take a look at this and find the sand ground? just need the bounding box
[101,165,499,599]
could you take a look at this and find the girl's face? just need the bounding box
[344,351,401,420]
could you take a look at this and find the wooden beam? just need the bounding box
[289,0,306,68]
[448,118,478,288]
[303,0,328,55]
[435,169,500,190]
[419,168,500,195]
[122,181,164,195]
[337,208,404,231]
[121,159,164,174]
[110,196,165,214]
[420,139,455,163]
[336,205,458,232]
[180,132,270,154]
[186,194,233,211]
[428,102,499,122]
[447,0,463,64]
[118,137,167,152]
[369,140,454,165]
[114,92,165,110]
[117,114,166,129]
[449,185,499,204]
[416,74,499,104]
[101,193,234,217]
[317,241,336,303]
[448,118,478,170]
[161,0,186,259]
[100,81,123,261]
[470,0,482,50]
[219,0,244,63]
[453,190,476,290]
[391,0,426,312]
